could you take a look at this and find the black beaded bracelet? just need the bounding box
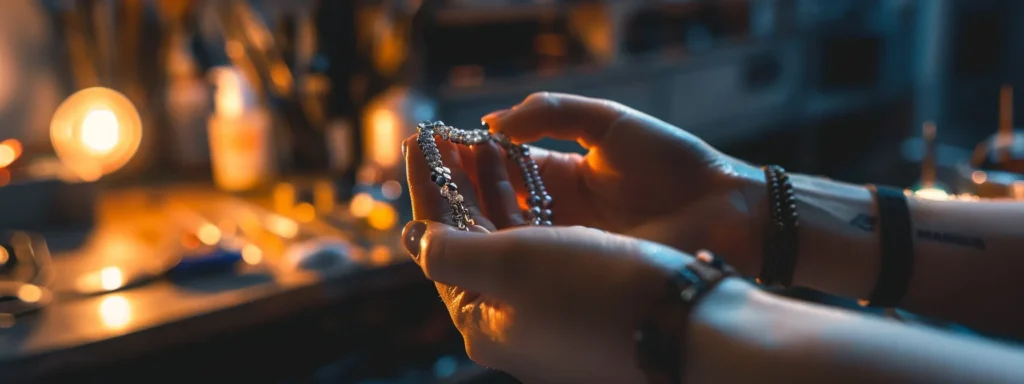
[757,165,800,287]
[635,250,737,384]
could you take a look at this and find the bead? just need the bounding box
[435,177,446,187]
[527,194,541,206]
[541,220,552,226]
[541,195,553,208]
[529,206,542,218]
[540,209,552,220]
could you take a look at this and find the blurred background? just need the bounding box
[0,0,1022,382]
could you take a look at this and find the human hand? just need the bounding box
[477,92,766,276]
[403,222,695,383]
[401,132,700,383]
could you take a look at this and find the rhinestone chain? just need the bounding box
[416,121,554,230]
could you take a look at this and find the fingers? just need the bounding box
[403,133,496,231]
[483,92,632,149]
[403,220,519,295]
[473,141,527,229]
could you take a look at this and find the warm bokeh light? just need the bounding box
[368,201,398,230]
[313,180,336,213]
[273,182,297,214]
[213,67,245,119]
[350,192,375,218]
[367,107,400,168]
[971,171,988,184]
[370,245,392,266]
[913,187,950,200]
[196,224,222,245]
[0,246,8,265]
[16,284,43,303]
[50,87,142,181]
[293,203,316,223]
[241,244,263,265]
[99,295,132,330]
[265,214,299,239]
[381,180,403,200]
[0,139,23,168]
[100,266,124,291]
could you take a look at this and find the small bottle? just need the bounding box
[207,67,276,192]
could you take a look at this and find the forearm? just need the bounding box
[685,278,1024,383]
[745,173,1024,337]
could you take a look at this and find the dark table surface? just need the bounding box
[0,186,451,383]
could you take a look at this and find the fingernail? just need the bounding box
[481,109,510,128]
[402,220,428,259]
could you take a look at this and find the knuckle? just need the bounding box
[523,91,552,106]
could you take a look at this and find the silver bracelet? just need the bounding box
[415,121,553,230]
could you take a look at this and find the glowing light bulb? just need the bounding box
[50,87,142,181]
[80,109,120,154]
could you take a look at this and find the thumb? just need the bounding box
[402,220,530,297]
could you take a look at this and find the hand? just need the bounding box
[402,131,698,383]
[478,92,766,275]
[402,222,691,383]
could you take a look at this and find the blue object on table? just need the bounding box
[168,247,243,278]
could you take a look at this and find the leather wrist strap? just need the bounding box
[865,185,915,307]
[636,251,736,384]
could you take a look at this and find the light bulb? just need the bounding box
[50,87,142,181]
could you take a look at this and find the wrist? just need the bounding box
[729,164,770,277]
[732,164,881,298]
[682,277,761,383]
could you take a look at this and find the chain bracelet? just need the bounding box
[415,121,553,230]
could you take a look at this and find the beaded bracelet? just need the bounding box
[415,121,554,230]
[757,165,800,287]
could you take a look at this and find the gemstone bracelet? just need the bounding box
[415,121,553,230]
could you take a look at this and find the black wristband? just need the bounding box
[757,166,799,287]
[865,185,914,307]
[635,251,736,384]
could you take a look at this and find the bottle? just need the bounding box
[164,29,212,173]
[207,67,276,192]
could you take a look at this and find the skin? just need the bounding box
[401,92,1024,383]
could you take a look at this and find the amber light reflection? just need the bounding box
[99,295,132,330]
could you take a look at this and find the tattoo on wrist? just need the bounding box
[916,230,986,250]
[849,214,876,232]
[849,214,986,249]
